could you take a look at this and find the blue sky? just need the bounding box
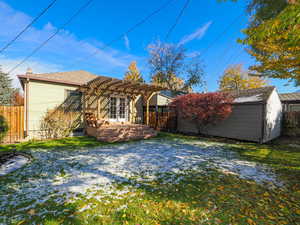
[0,0,297,93]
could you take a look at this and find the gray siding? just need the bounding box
[177,104,264,142]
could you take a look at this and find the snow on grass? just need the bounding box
[0,155,29,176]
[0,139,282,223]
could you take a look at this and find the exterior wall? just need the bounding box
[177,104,264,142]
[26,80,79,138]
[149,94,172,106]
[263,89,282,142]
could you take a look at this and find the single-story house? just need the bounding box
[177,86,282,143]
[146,90,186,112]
[18,69,164,140]
[279,93,300,112]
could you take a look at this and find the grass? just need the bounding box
[6,169,300,225]
[1,133,300,224]
[0,136,107,153]
[159,132,300,188]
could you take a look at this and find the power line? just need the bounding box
[7,0,95,74]
[165,0,191,40]
[200,13,243,56]
[70,0,177,68]
[0,0,58,54]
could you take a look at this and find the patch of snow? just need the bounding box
[0,155,29,176]
[234,94,262,103]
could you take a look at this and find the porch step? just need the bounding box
[87,124,157,143]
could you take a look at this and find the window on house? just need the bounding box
[110,97,117,119]
[64,90,82,112]
[119,98,126,119]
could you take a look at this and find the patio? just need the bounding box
[81,75,164,142]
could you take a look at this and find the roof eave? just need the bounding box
[17,75,83,87]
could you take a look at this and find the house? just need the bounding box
[146,90,186,113]
[177,86,283,143]
[18,69,164,141]
[279,93,300,112]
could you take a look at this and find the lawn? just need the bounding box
[0,133,300,225]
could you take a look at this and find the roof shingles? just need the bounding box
[18,70,98,86]
[279,93,300,102]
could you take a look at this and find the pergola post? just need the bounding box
[130,96,135,123]
[146,92,157,126]
[82,92,87,130]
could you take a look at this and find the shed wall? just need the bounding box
[263,90,282,142]
[177,104,264,142]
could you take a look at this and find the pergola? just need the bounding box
[80,76,166,125]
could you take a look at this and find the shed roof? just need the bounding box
[227,86,275,104]
[159,90,187,99]
[279,93,300,102]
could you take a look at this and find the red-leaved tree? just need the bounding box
[171,92,234,134]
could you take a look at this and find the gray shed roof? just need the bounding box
[159,90,187,99]
[229,86,275,104]
[279,93,300,102]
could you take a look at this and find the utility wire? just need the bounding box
[165,0,191,40]
[200,13,243,56]
[7,0,94,74]
[0,0,58,54]
[70,0,177,68]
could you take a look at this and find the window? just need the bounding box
[109,97,128,121]
[64,90,82,112]
[289,104,300,112]
[110,97,117,119]
[119,98,126,119]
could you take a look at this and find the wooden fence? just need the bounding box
[0,106,24,143]
[145,111,177,132]
[282,111,300,136]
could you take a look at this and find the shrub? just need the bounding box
[40,108,79,139]
[0,115,9,142]
[171,92,233,134]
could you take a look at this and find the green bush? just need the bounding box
[0,115,9,142]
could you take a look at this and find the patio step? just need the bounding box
[87,124,157,143]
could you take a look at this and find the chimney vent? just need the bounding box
[26,68,33,75]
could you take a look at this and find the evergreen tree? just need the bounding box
[0,67,14,105]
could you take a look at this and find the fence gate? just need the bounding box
[144,110,177,132]
[0,106,24,143]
